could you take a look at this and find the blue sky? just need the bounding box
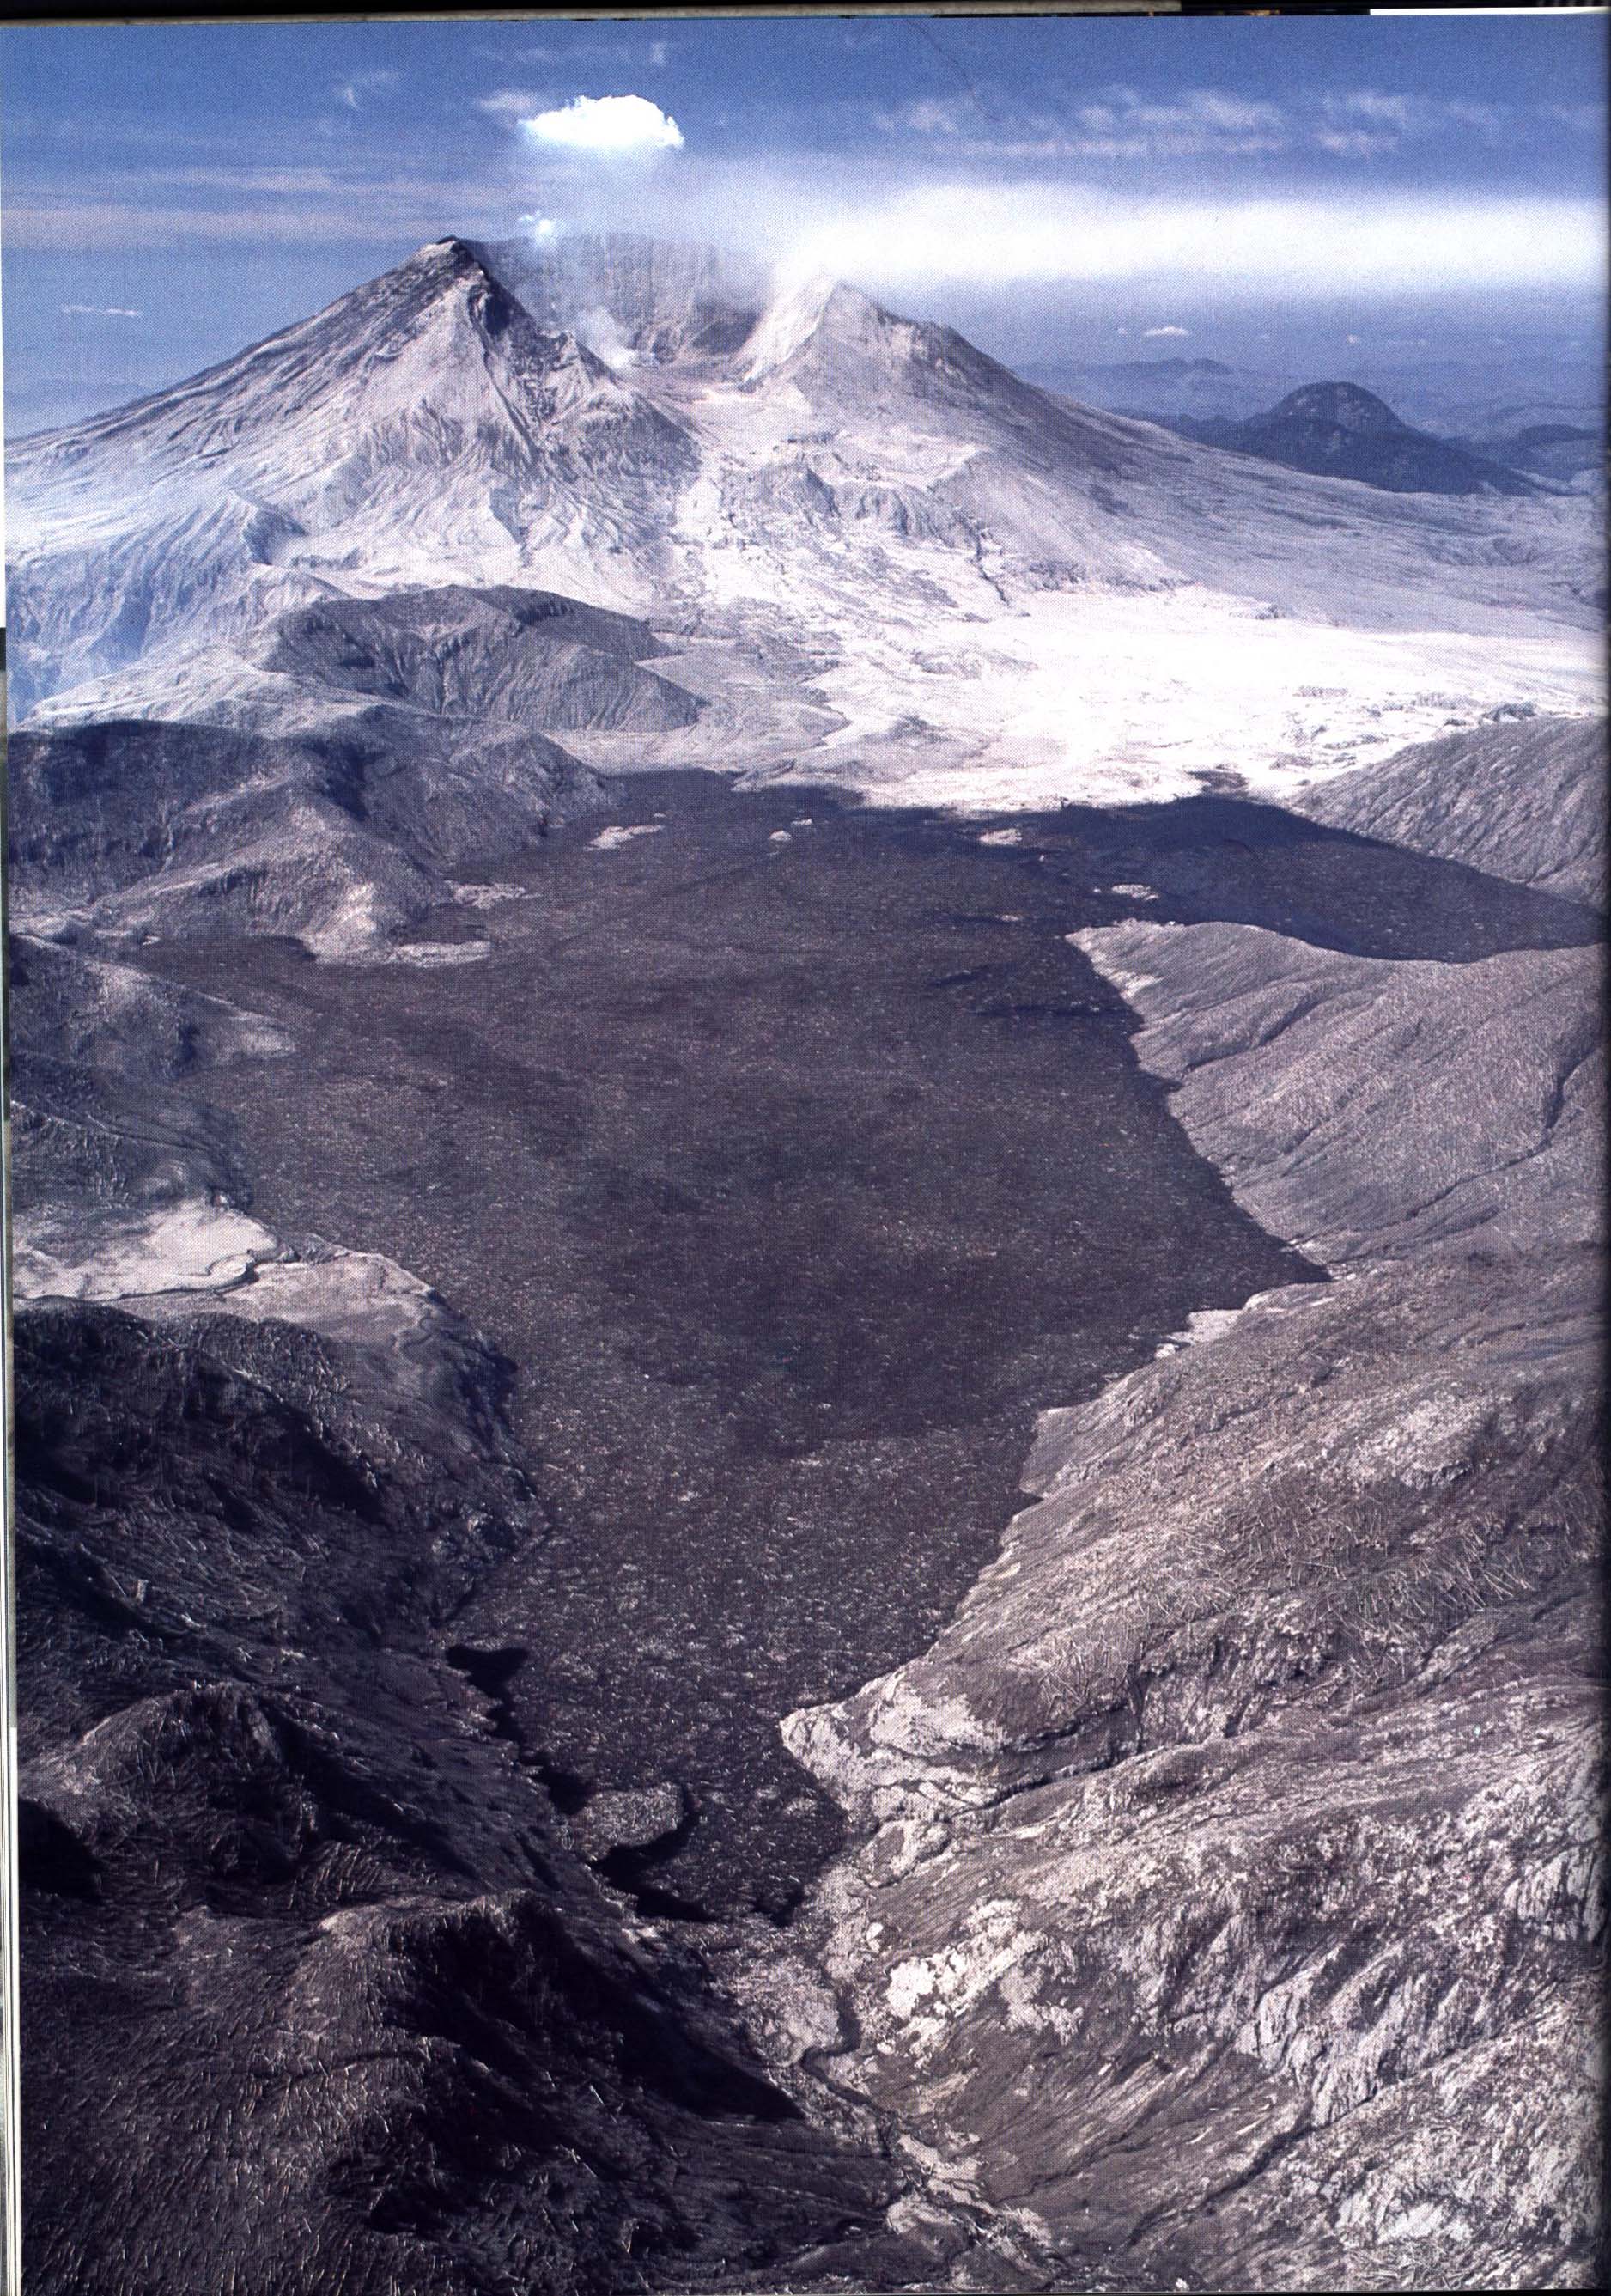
[3,11,1605,433]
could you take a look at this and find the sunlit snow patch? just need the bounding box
[451,882,529,909]
[588,824,665,851]
[384,941,491,967]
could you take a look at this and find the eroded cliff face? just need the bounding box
[757,911,1604,2293]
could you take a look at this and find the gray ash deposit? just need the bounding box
[129,770,1594,1918]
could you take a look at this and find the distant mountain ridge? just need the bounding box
[1176,379,1544,496]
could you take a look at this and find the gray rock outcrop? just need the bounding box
[766,913,1605,2292]
[1297,715,1607,907]
[1074,919,1603,1263]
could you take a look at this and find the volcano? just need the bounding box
[8,233,1598,823]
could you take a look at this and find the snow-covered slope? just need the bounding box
[6,238,695,716]
[7,232,1603,813]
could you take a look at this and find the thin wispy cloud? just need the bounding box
[60,301,142,318]
[1143,324,1190,339]
[878,82,1598,167]
[76,165,343,197]
[336,68,399,114]
[522,94,684,154]
[775,179,1607,301]
[878,87,1289,164]
[476,90,548,125]
[11,150,1602,314]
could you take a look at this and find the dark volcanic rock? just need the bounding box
[6,929,281,1230]
[1180,381,1543,496]
[14,1300,908,2296]
[126,772,1324,1919]
[6,711,606,956]
[569,1785,690,1866]
[258,585,701,734]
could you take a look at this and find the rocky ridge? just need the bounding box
[1295,712,1608,908]
[1175,381,1543,497]
[751,809,1605,2289]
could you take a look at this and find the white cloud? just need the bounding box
[1143,324,1190,338]
[878,99,966,140]
[1315,131,1399,160]
[874,81,1571,168]
[60,301,142,318]
[521,94,684,155]
[882,84,1289,163]
[477,89,547,125]
[779,181,1608,302]
[1328,90,1413,129]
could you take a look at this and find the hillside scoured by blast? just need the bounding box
[258,585,701,734]
[763,910,1605,2293]
[15,1296,911,2296]
[6,694,611,957]
[1295,712,1608,907]
[1073,918,1603,1264]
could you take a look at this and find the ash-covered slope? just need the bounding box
[7,931,476,1368]
[6,238,696,716]
[778,1244,1602,2293]
[5,930,283,1292]
[1295,712,1608,906]
[1178,381,1542,496]
[258,585,700,734]
[759,903,1606,2292]
[1079,919,1604,1264]
[9,234,1601,814]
